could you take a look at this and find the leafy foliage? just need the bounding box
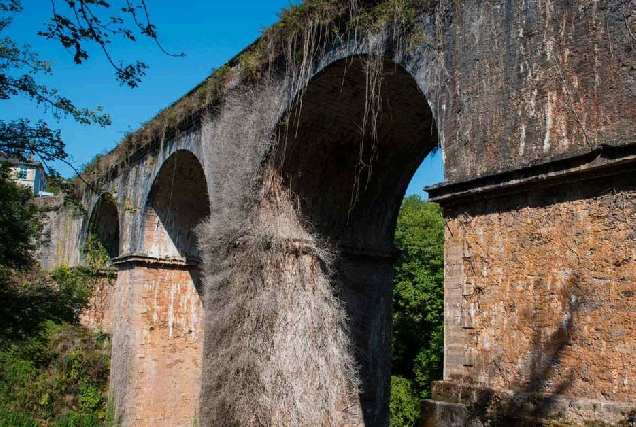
[0,319,110,426]
[0,260,111,424]
[38,0,184,88]
[0,171,96,332]
[390,195,444,426]
[83,229,112,271]
[0,169,110,426]
[389,375,421,427]
[0,164,41,272]
[0,263,110,425]
[46,170,66,194]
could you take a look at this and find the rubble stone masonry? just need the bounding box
[109,263,202,426]
[429,166,636,424]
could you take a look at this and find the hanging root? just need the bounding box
[198,169,361,426]
[194,2,434,423]
[348,54,385,219]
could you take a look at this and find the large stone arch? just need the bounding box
[273,55,438,425]
[79,192,119,335]
[274,55,437,247]
[274,56,439,425]
[200,54,439,426]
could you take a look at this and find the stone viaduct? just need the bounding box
[41,1,636,425]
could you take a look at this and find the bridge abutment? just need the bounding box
[424,146,636,425]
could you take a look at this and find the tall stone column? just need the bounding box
[201,173,402,425]
[110,257,203,426]
[334,249,398,426]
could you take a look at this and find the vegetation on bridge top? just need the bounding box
[79,0,434,187]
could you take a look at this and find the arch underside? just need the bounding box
[272,56,439,424]
[277,56,438,250]
[88,193,120,259]
[143,149,210,261]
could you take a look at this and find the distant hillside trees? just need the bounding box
[0,164,40,274]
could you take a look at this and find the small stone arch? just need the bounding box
[87,192,120,259]
[111,149,209,424]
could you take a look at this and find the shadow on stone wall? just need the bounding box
[430,170,636,425]
[469,274,579,425]
[144,150,210,261]
[88,193,120,259]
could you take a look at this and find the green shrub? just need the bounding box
[83,230,111,271]
[51,264,94,323]
[0,408,38,427]
[53,411,102,427]
[0,151,110,426]
[0,268,110,425]
[390,376,421,427]
[0,323,110,425]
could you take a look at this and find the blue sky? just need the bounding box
[1,0,443,197]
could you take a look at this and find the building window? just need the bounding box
[17,166,27,180]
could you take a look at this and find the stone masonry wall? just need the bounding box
[37,196,85,270]
[442,172,636,422]
[110,264,203,426]
[80,274,116,334]
[437,1,636,182]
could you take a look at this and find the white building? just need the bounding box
[1,155,49,196]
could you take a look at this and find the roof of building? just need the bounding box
[0,153,46,169]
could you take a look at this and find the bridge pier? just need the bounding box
[110,256,202,426]
[333,249,400,426]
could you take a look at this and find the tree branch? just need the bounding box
[37,0,184,87]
